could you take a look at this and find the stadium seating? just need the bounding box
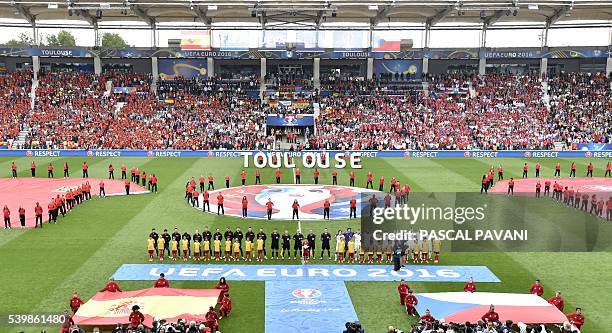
[0,69,609,150]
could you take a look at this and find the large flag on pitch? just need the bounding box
[73,288,221,327]
[415,292,567,324]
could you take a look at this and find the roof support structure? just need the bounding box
[193,5,212,28]
[371,5,393,26]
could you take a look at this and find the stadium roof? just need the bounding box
[1,0,611,29]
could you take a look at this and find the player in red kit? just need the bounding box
[548,291,564,312]
[292,199,300,220]
[397,279,410,305]
[570,162,577,177]
[100,278,122,292]
[47,163,54,178]
[295,168,301,184]
[18,206,25,228]
[208,175,215,190]
[481,305,499,323]
[219,293,232,318]
[34,202,43,228]
[69,292,84,313]
[464,277,476,292]
[154,273,169,287]
[349,197,357,218]
[255,169,261,184]
[554,162,561,177]
[332,170,338,185]
[275,169,281,184]
[529,279,544,296]
[241,196,248,218]
[205,306,220,330]
[586,162,594,177]
[566,308,584,329]
[11,162,17,178]
[497,164,503,180]
[349,171,355,186]
[82,162,89,178]
[30,161,36,177]
[605,162,611,177]
[99,180,105,197]
[419,309,435,323]
[507,178,514,196]
[522,163,528,178]
[241,170,247,185]
[404,290,418,316]
[202,190,210,212]
[266,198,274,220]
[366,171,373,189]
[313,168,320,184]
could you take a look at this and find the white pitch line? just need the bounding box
[291,157,305,265]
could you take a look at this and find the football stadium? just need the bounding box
[0,1,611,332]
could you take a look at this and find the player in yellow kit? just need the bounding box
[171,238,178,261]
[224,238,232,260]
[181,237,189,261]
[412,241,420,263]
[213,237,221,261]
[347,238,355,263]
[337,238,346,263]
[359,245,366,263]
[433,239,441,263]
[203,239,211,261]
[256,237,264,262]
[193,240,201,261]
[157,237,165,261]
[147,237,155,262]
[232,239,240,260]
[245,239,253,262]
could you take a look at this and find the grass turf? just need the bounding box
[0,156,610,333]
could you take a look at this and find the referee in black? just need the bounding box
[320,228,332,260]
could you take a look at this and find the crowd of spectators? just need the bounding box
[0,69,31,144]
[2,68,609,151]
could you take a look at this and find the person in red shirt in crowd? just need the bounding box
[522,163,528,179]
[215,277,229,302]
[266,198,274,220]
[217,194,225,215]
[323,199,331,220]
[507,178,514,196]
[566,308,585,329]
[154,273,169,288]
[255,169,261,184]
[529,279,544,297]
[464,277,476,292]
[207,175,214,190]
[241,196,248,218]
[497,164,504,180]
[419,309,435,323]
[481,305,500,323]
[397,279,411,305]
[100,278,122,292]
[205,306,220,330]
[30,161,36,178]
[332,170,338,185]
[199,175,206,192]
[47,200,56,223]
[313,168,320,184]
[34,202,43,228]
[47,163,54,178]
[82,162,89,178]
[192,189,199,208]
[18,206,25,229]
[219,293,232,318]
[291,199,300,220]
[99,180,105,197]
[548,290,564,312]
[379,175,384,191]
[151,174,158,193]
[128,305,145,329]
[120,164,127,179]
[225,175,231,188]
[275,168,281,184]
[586,162,594,177]
[3,205,11,229]
[404,290,418,316]
[366,171,373,189]
[69,292,84,313]
[349,197,357,219]
[202,190,210,212]
[107,164,114,179]
[11,162,17,178]
[125,179,131,195]
[554,162,561,178]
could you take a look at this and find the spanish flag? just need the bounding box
[73,288,221,327]
[180,30,211,50]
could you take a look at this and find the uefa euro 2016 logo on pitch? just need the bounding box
[292,288,322,299]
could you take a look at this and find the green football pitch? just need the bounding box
[0,156,610,333]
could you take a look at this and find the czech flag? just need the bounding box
[415,292,567,324]
[73,288,221,327]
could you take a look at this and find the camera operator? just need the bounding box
[343,321,365,333]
